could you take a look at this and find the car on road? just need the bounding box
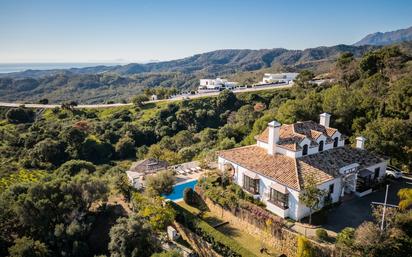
[386,165,403,179]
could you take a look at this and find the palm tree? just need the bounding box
[398,188,412,210]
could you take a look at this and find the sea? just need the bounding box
[0,63,122,73]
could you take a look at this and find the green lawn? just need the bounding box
[176,201,279,257]
[217,224,279,257]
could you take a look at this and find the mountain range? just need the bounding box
[2,25,412,104]
[354,26,412,46]
[0,44,380,103]
[0,45,375,80]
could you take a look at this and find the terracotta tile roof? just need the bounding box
[297,146,387,177]
[255,121,340,151]
[219,145,334,191]
[255,127,269,142]
[130,158,168,173]
[219,145,386,191]
[296,160,334,189]
[310,130,323,140]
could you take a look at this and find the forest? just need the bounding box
[0,45,411,256]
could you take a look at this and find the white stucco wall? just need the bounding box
[257,140,268,150]
[218,156,343,220]
[294,178,341,220]
[219,154,388,221]
[365,161,388,180]
[257,140,298,158]
[218,157,296,218]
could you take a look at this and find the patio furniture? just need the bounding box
[176,169,186,175]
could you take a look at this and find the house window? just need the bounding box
[243,175,259,195]
[329,183,334,194]
[318,140,324,152]
[333,137,339,147]
[302,144,308,156]
[326,183,335,203]
[269,188,288,209]
[374,167,380,179]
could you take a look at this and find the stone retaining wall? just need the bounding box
[173,221,222,257]
[197,189,336,257]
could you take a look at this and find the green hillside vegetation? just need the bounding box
[0,45,411,256]
[0,45,411,175]
[0,44,381,104]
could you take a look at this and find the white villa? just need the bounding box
[260,73,298,85]
[218,113,387,220]
[198,78,238,92]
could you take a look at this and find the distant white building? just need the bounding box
[150,94,158,101]
[261,73,299,85]
[198,78,238,92]
[309,79,335,86]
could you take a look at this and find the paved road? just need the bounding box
[0,102,133,109]
[323,178,412,233]
[0,84,292,109]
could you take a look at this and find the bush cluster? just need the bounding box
[315,228,329,241]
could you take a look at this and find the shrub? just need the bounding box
[145,170,175,197]
[6,107,35,124]
[132,194,176,231]
[115,136,136,159]
[297,235,314,257]
[336,227,355,251]
[57,160,96,176]
[315,228,328,241]
[183,187,195,205]
[8,236,49,257]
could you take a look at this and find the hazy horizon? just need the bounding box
[1,0,412,63]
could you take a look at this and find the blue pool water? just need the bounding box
[163,179,198,201]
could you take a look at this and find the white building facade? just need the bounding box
[218,113,387,220]
[261,73,299,85]
[199,78,238,92]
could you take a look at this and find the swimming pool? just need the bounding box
[163,179,198,201]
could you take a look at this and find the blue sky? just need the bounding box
[1,0,412,63]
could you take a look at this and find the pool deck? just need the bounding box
[175,170,205,184]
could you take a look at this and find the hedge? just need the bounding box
[170,202,257,257]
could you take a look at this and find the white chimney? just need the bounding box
[356,136,366,149]
[268,120,281,155]
[320,113,331,127]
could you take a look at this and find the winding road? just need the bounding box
[0,84,292,109]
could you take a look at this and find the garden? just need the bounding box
[174,172,285,256]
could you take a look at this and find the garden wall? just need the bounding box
[173,221,222,257]
[196,188,336,257]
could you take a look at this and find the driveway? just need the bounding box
[323,178,412,233]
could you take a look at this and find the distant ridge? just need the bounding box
[0,44,381,103]
[0,44,376,79]
[354,26,412,46]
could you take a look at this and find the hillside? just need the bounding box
[0,44,377,103]
[0,46,411,257]
[354,26,412,46]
